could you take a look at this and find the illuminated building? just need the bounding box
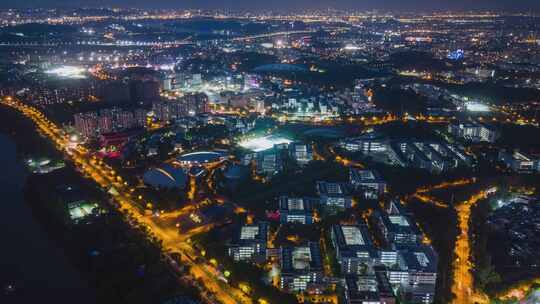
[280,242,324,292]
[97,111,114,134]
[388,141,471,173]
[243,73,261,91]
[74,108,145,138]
[352,79,373,104]
[183,92,210,115]
[257,149,283,175]
[387,246,438,304]
[331,224,378,275]
[253,98,266,114]
[152,93,209,122]
[162,77,173,91]
[278,196,314,224]
[190,73,202,87]
[74,112,98,137]
[228,222,268,262]
[26,158,65,174]
[498,150,540,173]
[349,169,387,199]
[134,108,147,127]
[339,131,387,154]
[344,272,396,304]
[288,142,313,166]
[316,181,353,209]
[116,110,136,129]
[379,203,438,304]
[376,212,423,246]
[448,121,498,143]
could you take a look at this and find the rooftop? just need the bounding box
[342,226,365,246]
[281,242,323,274]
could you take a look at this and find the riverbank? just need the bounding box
[0,133,96,304]
[0,105,198,304]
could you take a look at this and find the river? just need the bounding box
[0,134,95,304]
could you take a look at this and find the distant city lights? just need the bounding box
[447,49,465,60]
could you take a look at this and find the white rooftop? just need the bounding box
[287,198,305,210]
[342,226,365,246]
[389,215,410,227]
[292,247,312,270]
[414,252,429,267]
[240,226,259,240]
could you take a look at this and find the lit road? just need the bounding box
[406,179,493,304]
[451,189,494,304]
[313,143,365,168]
[1,97,252,304]
[407,178,477,208]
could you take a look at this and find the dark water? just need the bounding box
[0,134,95,304]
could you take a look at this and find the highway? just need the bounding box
[1,97,252,304]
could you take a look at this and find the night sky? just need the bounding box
[1,0,539,11]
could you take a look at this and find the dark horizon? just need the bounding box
[1,0,540,12]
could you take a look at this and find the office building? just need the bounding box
[228,222,269,262]
[344,272,396,304]
[316,181,353,209]
[376,212,423,247]
[498,150,540,173]
[289,142,313,166]
[340,131,387,154]
[279,196,314,224]
[331,224,378,275]
[349,169,387,199]
[280,242,324,292]
[387,246,438,304]
[448,121,498,143]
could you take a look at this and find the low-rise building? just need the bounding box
[498,150,540,173]
[387,245,438,304]
[349,169,387,199]
[316,181,353,209]
[331,224,379,275]
[289,142,313,166]
[389,141,470,174]
[376,211,423,247]
[339,131,388,154]
[344,272,396,304]
[448,121,498,143]
[280,242,324,292]
[279,196,315,224]
[228,222,268,262]
[257,149,284,175]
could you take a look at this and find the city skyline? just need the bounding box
[2,0,540,11]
